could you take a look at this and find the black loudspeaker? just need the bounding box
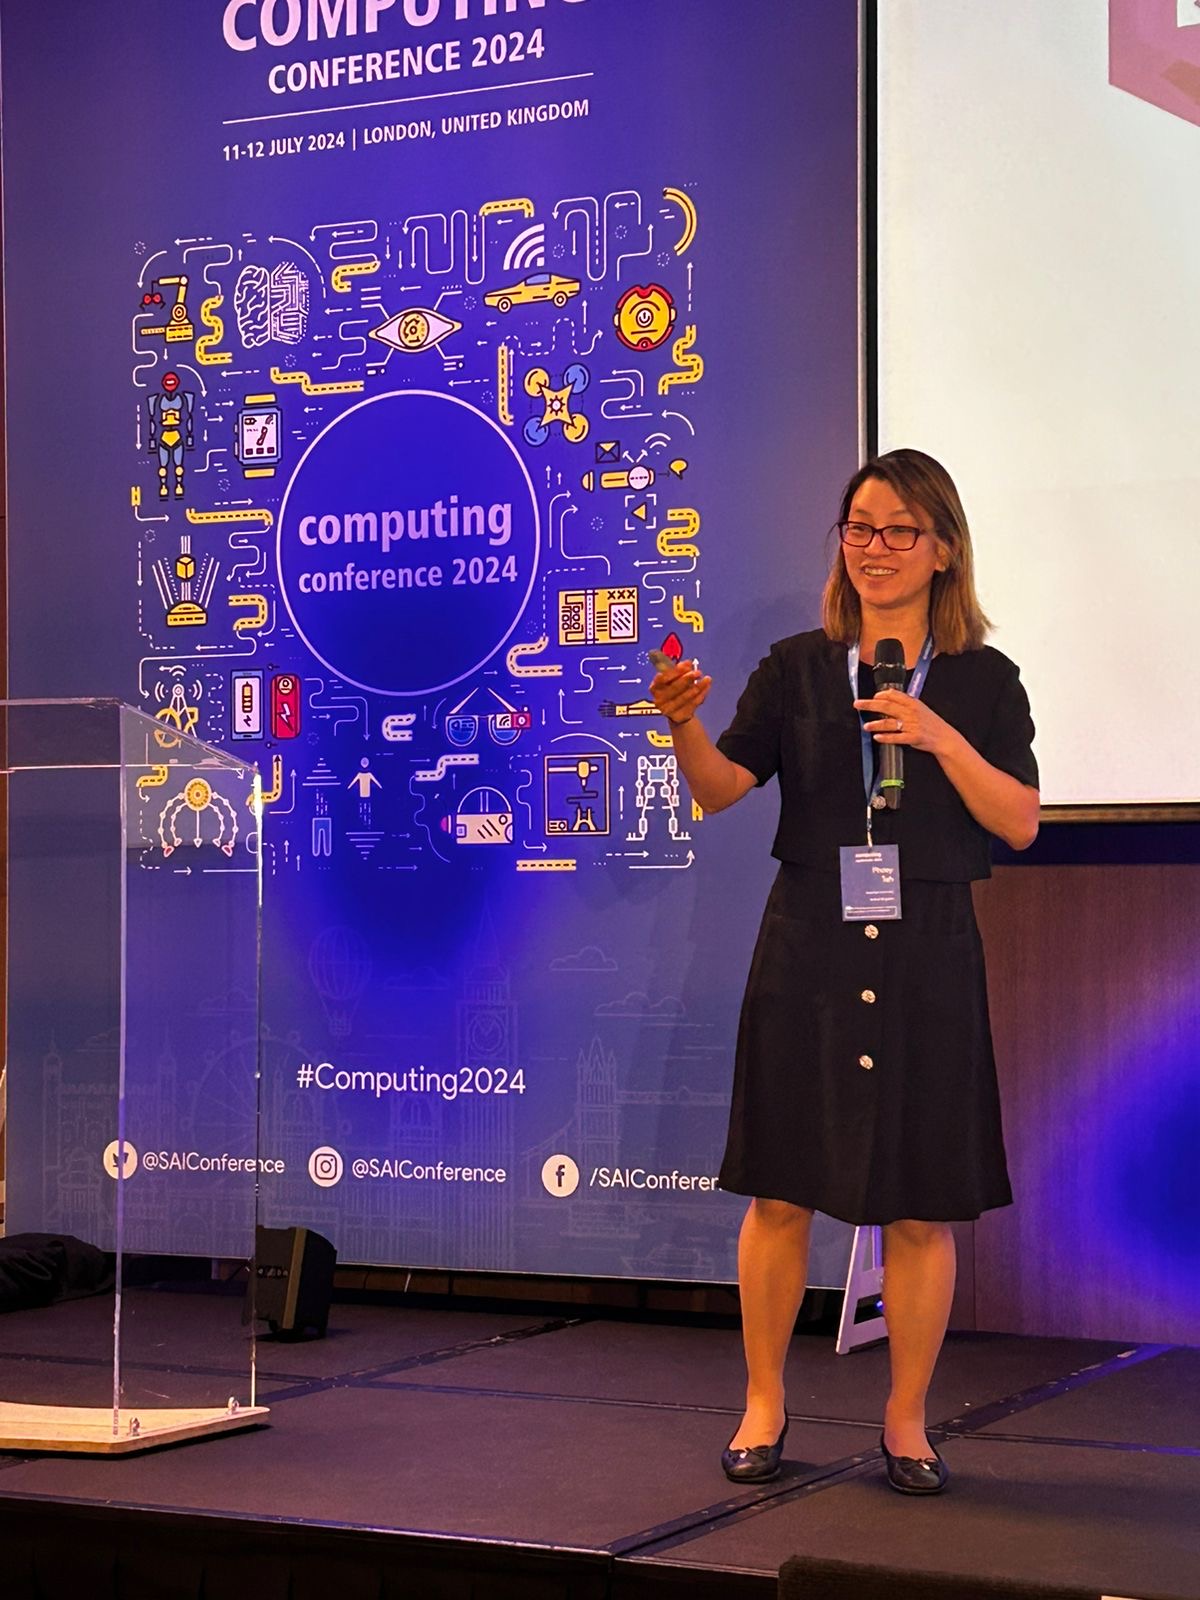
[249,1226,336,1339]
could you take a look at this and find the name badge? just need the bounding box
[839,844,902,922]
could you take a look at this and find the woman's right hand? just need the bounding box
[649,662,756,812]
[651,659,713,726]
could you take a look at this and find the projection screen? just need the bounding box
[876,0,1199,808]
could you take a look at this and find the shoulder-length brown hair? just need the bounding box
[821,448,991,654]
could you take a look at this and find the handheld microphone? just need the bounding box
[872,638,907,810]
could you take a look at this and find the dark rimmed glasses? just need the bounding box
[836,520,926,552]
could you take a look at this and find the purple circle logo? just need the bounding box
[278,391,540,696]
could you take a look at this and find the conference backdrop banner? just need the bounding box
[2,0,860,1278]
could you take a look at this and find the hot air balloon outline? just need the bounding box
[308,925,373,1038]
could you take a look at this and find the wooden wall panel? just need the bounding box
[972,862,1200,1344]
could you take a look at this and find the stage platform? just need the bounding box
[1,1287,1197,1599]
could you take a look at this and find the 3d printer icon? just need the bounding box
[157,533,217,628]
[544,754,611,836]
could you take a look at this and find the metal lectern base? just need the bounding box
[836,1224,888,1354]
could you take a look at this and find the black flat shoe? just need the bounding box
[721,1419,788,1483]
[880,1430,949,1495]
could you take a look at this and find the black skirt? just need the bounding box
[718,862,1013,1225]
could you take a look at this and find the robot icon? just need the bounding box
[626,753,690,843]
[614,284,677,353]
[147,371,195,499]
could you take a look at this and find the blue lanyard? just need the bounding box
[847,634,934,839]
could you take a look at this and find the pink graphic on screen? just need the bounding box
[1110,0,1200,128]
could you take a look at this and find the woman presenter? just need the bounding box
[651,449,1039,1495]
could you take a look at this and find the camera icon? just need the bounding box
[308,1146,344,1188]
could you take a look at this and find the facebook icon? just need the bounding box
[541,1154,580,1197]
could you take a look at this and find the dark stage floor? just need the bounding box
[1,1289,1197,1599]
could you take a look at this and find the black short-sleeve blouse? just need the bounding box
[715,629,1038,882]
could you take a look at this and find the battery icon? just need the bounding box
[231,671,263,741]
[271,674,302,739]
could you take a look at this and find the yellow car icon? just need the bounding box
[485,274,582,314]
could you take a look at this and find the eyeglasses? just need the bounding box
[836,520,926,552]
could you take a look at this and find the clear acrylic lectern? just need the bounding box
[0,699,268,1451]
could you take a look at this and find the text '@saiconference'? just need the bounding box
[350,1158,507,1183]
[143,1150,285,1175]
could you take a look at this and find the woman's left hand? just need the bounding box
[852,689,962,759]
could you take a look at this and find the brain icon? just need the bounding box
[234,261,310,348]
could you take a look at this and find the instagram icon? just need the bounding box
[308,1146,344,1188]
